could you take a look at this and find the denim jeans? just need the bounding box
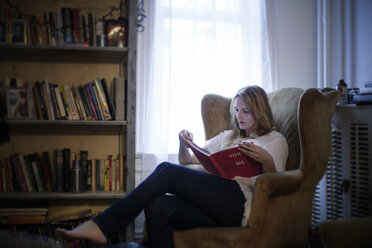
[93,162,246,248]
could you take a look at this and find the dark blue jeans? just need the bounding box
[93,162,246,248]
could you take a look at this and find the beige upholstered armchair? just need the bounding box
[175,87,340,248]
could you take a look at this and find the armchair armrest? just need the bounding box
[255,169,303,196]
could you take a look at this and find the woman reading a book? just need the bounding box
[56,85,288,248]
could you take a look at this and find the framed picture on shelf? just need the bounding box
[11,19,26,44]
[105,18,128,47]
[6,87,32,119]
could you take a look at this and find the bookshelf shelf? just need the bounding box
[7,120,128,126]
[0,44,128,63]
[0,192,126,200]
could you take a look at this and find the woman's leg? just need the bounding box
[144,194,218,248]
[57,162,246,244]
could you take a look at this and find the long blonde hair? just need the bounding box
[225,85,275,146]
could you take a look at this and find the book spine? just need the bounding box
[55,149,64,192]
[80,150,88,192]
[43,81,55,120]
[99,159,105,191]
[84,84,98,120]
[17,154,33,192]
[101,78,116,120]
[61,7,73,44]
[62,148,71,192]
[87,159,92,191]
[113,77,125,120]
[93,78,111,120]
[29,154,44,192]
[71,8,81,44]
[59,85,72,120]
[91,159,96,192]
[87,82,102,120]
[54,85,67,119]
[78,85,93,120]
[104,159,109,191]
[10,155,27,192]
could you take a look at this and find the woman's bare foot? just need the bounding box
[55,220,107,244]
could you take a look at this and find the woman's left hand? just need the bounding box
[238,141,276,173]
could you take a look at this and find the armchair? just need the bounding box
[175,87,340,248]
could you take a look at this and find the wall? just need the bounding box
[269,0,372,90]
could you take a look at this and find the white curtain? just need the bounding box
[136,0,273,176]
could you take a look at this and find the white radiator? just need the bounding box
[312,105,372,224]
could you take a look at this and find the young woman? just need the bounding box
[55,85,288,248]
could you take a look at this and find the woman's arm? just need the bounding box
[238,141,276,173]
[178,130,200,165]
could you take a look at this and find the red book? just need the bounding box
[189,142,262,179]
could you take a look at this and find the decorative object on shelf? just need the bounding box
[5,87,33,119]
[137,0,146,32]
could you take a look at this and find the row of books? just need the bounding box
[0,150,125,193]
[0,7,128,47]
[0,77,127,121]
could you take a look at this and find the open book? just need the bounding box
[189,142,262,179]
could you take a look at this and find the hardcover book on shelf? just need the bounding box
[93,78,112,120]
[78,85,93,120]
[53,85,67,119]
[113,77,126,121]
[10,155,28,192]
[59,85,72,120]
[27,154,44,192]
[101,78,116,120]
[84,83,98,120]
[189,142,262,179]
[61,7,73,44]
[5,86,33,119]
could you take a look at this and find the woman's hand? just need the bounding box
[238,141,276,173]
[179,129,193,148]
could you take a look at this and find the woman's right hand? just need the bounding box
[179,129,193,147]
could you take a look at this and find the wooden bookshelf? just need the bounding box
[0,0,137,242]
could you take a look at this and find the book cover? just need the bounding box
[80,150,88,192]
[92,83,106,120]
[189,143,262,179]
[28,154,44,192]
[87,82,102,120]
[59,84,72,120]
[93,78,111,120]
[99,159,105,191]
[10,155,27,192]
[64,85,79,120]
[71,8,81,44]
[47,82,60,119]
[61,7,73,44]
[15,153,33,192]
[87,159,92,191]
[43,80,55,120]
[40,152,53,192]
[91,159,96,192]
[101,78,116,120]
[53,85,67,119]
[72,84,87,120]
[54,149,64,192]
[78,85,93,120]
[84,83,98,120]
[113,77,125,121]
[62,148,71,192]
[23,154,38,192]
[104,159,110,191]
